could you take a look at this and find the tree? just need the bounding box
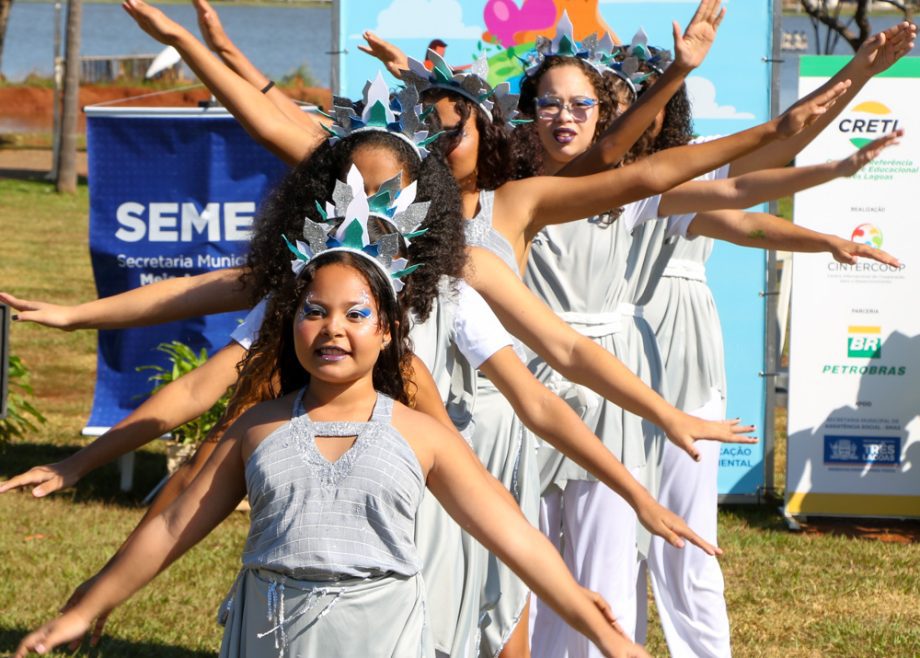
[800,0,915,53]
[56,0,82,194]
[0,0,13,76]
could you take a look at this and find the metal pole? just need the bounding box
[49,0,63,181]
[331,0,341,97]
[762,0,784,499]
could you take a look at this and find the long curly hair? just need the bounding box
[226,252,413,425]
[420,87,513,191]
[508,56,622,180]
[242,130,466,324]
[621,74,695,165]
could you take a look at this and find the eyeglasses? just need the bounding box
[534,96,599,122]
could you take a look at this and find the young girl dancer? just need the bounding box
[13,225,649,658]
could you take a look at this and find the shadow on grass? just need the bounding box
[0,167,88,186]
[720,502,790,533]
[0,626,214,657]
[0,442,167,508]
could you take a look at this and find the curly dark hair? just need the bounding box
[226,252,414,422]
[508,56,622,179]
[242,130,466,324]
[621,74,695,164]
[420,87,513,191]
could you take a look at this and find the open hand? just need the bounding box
[856,21,917,77]
[122,0,188,46]
[837,129,903,177]
[193,0,230,53]
[636,496,723,556]
[0,292,78,330]
[777,80,851,138]
[828,236,900,267]
[358,31,409,79]
[673,0,726,71]
[14,611,91,658]
[664,413,757,462]
[60,575,112,650]
[0,461,80,497]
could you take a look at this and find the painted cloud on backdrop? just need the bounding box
[363,0,483,39]
[686,76,754,120]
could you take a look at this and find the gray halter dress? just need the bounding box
[463,190,542,657]
[217,391,432,658]
[524,196,674,506]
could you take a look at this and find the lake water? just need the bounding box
[3,4,917,112]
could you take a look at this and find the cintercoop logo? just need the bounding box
[838,101,899,148]
[851,223,883,249]
[847,326,882,358]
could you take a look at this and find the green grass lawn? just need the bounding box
[0,177,918,656]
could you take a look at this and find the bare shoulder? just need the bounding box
[390,402,443,475]
[236,394,298,463]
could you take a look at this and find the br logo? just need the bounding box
[851,223,883,249]
[847,326,882,359]
[838,101,900,149]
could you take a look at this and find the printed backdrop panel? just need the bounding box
[786,57,920,518]
[337,0,773,495]
[85,108,287,432]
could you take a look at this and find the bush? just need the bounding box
[138,341,231,445]
[0,355,47,444]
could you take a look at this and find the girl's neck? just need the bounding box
[460,187,481,219]
[303,375,378,420]
[542,155,566,176]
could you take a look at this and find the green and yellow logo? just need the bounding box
[847,325,882,358]
[838,101,900,148]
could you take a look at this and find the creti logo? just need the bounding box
[851,223,883,249]
[838,101,899,148]
[847,325,882,359]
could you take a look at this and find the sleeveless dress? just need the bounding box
[217,391,432,658]
[464,190,542,658]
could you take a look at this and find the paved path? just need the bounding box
[0,149,88,181]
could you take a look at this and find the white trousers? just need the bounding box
[530,474,642,658]
[636,392,731,657]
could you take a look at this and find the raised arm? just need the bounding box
[192,0,322,133]
[496,80,851,235]
[122,0,324,166]
[480,347,721,554]
[657,130,901,217]
[560,0,726,176]
[0,341,243,498]
[0,267,248,331]
[408,410,647,658]
[730,21,917,175]
[358,31,410,79]
[688,209,900,266]
[465,247,755,460]
[13,412,251,658]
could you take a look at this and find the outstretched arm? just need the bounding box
[465,247,755,460]
[192,0,322,133]
[358,31,410,79]
[0,342,243,497]
[688,209,901,266]
[13,413,251,658]
[496,79,851,235]
[658,131,900,217]
[730,21,916,175]
[560,0,726,176]
[122,0,324,166]
[0,267,249,330]
[481,348,721,555]
[409,411,647,658]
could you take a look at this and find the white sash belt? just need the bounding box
[661,258,707,283]
[559,304,643,338]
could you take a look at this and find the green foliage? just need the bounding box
[138,341,231,445]
[280,63,318,88]
[0,355,47,444]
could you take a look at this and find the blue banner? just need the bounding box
[337,0,772,496]
[84,108,287,432]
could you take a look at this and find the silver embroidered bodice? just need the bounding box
[242,391,424,581]
[464,189,519,273]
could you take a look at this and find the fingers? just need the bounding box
[15,628,48,658]
[674,435,702,462]
[713,7,726,30]
[0,469,52,495]
[90,613,109,647]
[856,244,900,266]
[357,45,373,55]
[672,20,682,45]
[671,517,723,556]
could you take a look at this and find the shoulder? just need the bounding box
[390,402,449,474]
[236,394,298,462]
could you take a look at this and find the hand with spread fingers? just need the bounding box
[358,31,410,79]
[664,414,757,462]
[673,0,726,71]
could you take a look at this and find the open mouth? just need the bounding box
[552,127,577,145]
[316,346,350,362]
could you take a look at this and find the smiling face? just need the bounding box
[293,262,391,386]
[534,63,601,169]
